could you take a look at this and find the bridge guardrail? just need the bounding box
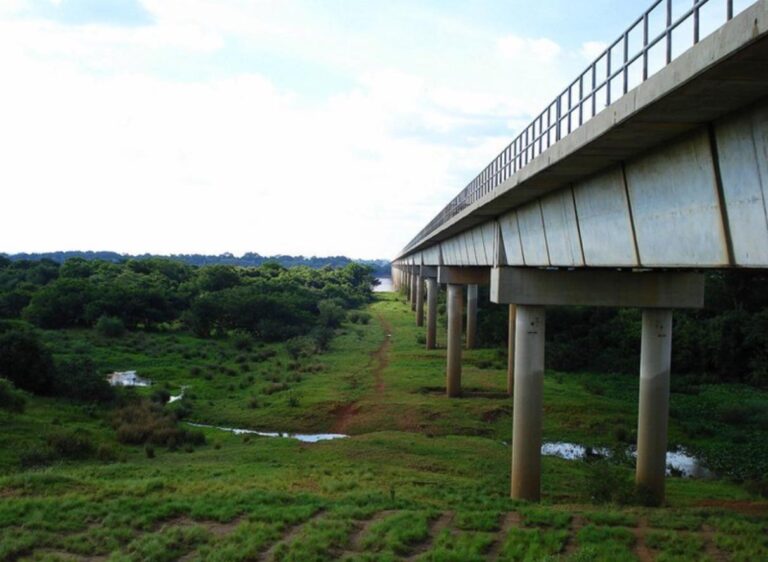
[402,0,748,255]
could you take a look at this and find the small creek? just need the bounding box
[187,422,348,443]
[106,371,152,387]
[541,441,714,478]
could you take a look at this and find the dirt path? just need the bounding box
[487,511,521,561]
[259,509,327,562]
[403,511,454,561]
[563,514,585,557]
[702,524,729,562]
[633,517,654,562]
[332,311,392,433]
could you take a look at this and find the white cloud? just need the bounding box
[580,40,608,60]
[0,4,594,259]
[498,35,562,63]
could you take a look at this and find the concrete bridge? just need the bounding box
[392,0,768,504]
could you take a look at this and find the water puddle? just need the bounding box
[106,371,152,387]
[168,386,188,404]
[187,422,348,443]
[541,441,714,478]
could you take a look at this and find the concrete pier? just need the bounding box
[510,305,546,501]
[426,277,438,350]
[415,275,424,327]
[410,272,417,311]
[466,284,478,349]
[446,283,463,397]
[507,304,516,396]
[636,309,673,505]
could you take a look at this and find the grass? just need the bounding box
[0,292,766,561]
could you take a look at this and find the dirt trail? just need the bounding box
[404,511,454,561]
[562,514,585,557]
[702,524,729,562]
[332,311,392,433]
[487,511,521,561]
[633,517,654,562]
[345,510,398,553]
[259,509,327,562]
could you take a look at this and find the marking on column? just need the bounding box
[708,123,736,266]
[515,211,527,266]
[538,199,552,266]
[570,184,587,266]
[621,162,643,267]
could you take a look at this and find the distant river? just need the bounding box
[374,277,393,292]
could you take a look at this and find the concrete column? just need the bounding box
[507,304,516,396]
[510,305,546,501]
[410,273,417,311]
[446,283,464,397]
[466,284,478,349]
[426,278,438,350]
[415,275,424,327]
[636,309,673,505]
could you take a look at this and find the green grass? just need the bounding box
[0,292,766,561]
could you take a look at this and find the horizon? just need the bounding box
[0,0,651,259]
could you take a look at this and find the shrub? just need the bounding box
[0,323,55,394]
[53,357,114,403]
[585,461,635,505]
[19,447,54,468]
[286,336,318,359]
[95,315,125,338]
[46,430,96,460]
[150,389,171,405]
[0,378,26,413]
[112,399,205,448]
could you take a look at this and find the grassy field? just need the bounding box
[1,292,767,561]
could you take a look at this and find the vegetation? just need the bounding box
[0,260,766,560]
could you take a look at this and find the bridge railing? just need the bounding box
[402,0,747,254]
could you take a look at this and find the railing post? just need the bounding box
[556,97,562,141]
[643,12,649,80]
[694,0,700,44]
[666,0,673,64]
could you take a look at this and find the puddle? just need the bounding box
[541,441,714,478]
[187,422,348,443]
[106,371,151,387]
[169,386,188,404]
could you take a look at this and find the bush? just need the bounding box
[95,315,125,338]
[0,378,26,413]
[112,399,205,448]
[347,311,372,325]
[46,430,96,460]
[19,447,55,468]
[54,357,114,403]
[285,336,318,359]
[0,323,55,394]
[585,461,635,505]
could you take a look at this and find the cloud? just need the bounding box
[580,40,608,60]
[26,0,153,27]
[497,35,562,63]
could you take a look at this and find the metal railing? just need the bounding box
[402,0,745,254]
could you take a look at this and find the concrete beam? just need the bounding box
[491,268,705,309]
[420,265,438,278]
[438,266,491,286]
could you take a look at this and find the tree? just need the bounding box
[0,323,55,394]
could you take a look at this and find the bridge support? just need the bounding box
[409,271,417,311]
[446,283,463,397]
[510,305,546,501]
[466,284,478,349]
[636,309,673,505]
[415,275,424,327]
[507,304,516,396]
[425,274,438,350]
[491,267,704,502]
[438,267,491,397]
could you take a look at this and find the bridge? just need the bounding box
[391,0,768,504]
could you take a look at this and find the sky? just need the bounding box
[0,0,742,259]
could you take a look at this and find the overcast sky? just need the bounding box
[0,0,745,259]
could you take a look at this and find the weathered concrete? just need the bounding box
[410,272,417,311]
[415,275,425,327]
[437,266,491,286]
[466,284,478,349]
[507,304,516,396]
[491,268,705,309]
[446,284,464,397]
[426,277,438,350]
[510,305,546,501]
[397,1,768,261]
[636,309,673,505]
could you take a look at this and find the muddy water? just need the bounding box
[106,371,151,387]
